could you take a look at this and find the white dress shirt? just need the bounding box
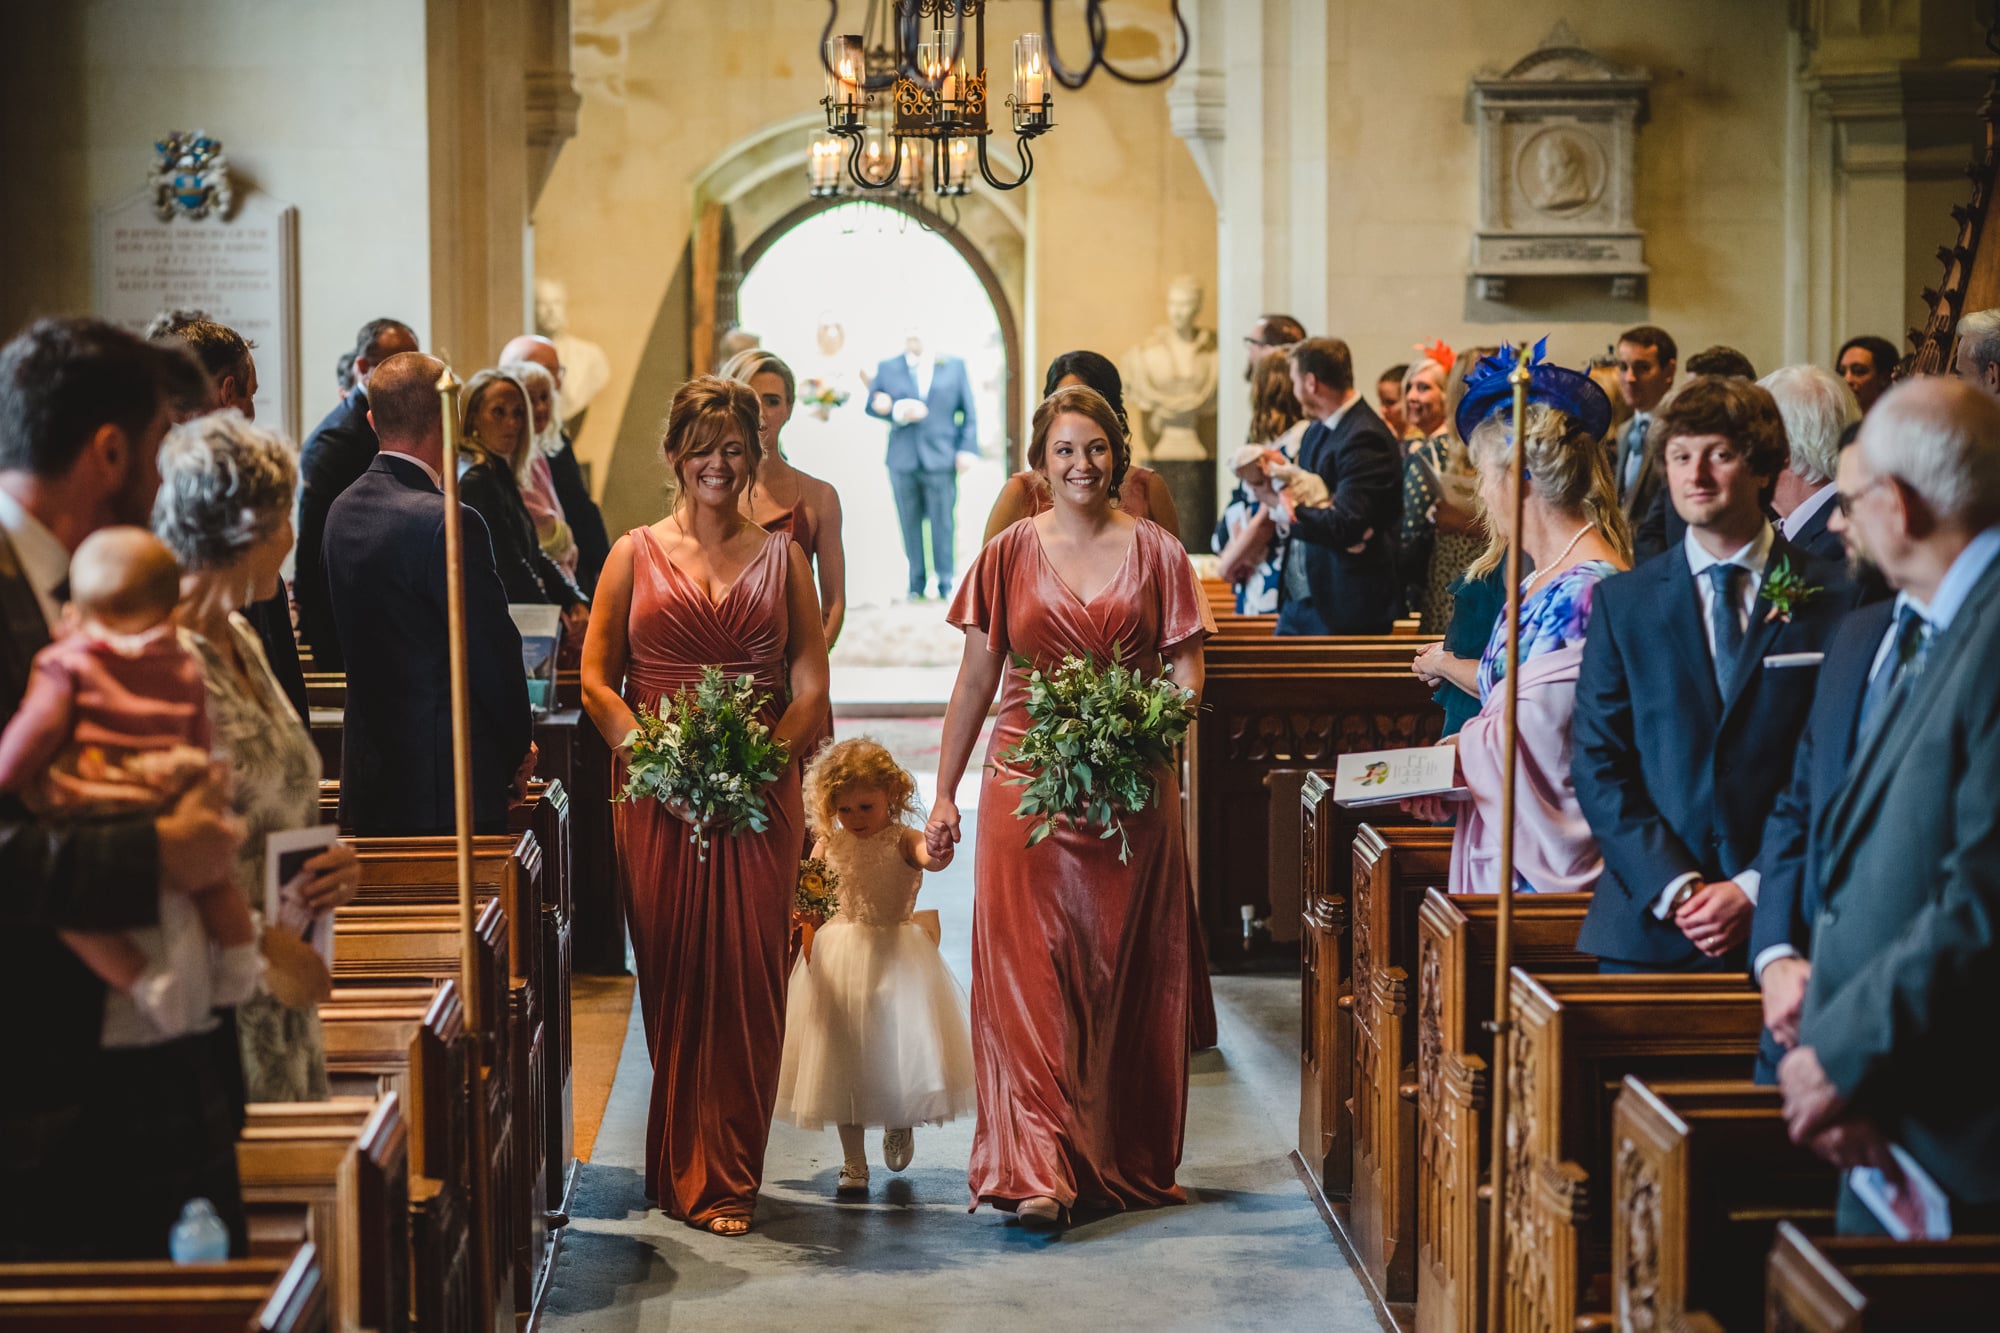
[1652,522,1777,920]
[0,484,70,631]
[905,352,934,401]
[1780,482,1838,543]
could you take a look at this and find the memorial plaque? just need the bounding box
[95,189,300,440]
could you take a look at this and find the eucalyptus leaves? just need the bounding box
[1000,645,1196,862]
[617,667,789,860]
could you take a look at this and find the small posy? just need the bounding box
[1762,557,1822,623]
[795,856,843,923]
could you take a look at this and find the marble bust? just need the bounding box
[1123,276,1219,462]
[534,277,612,425]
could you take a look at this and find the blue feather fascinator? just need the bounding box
[1453,337,1612,444]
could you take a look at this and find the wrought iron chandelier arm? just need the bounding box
[1039,0,1103,90]
[974,133,1034,191]
[844,131,908,190]
[1087,0,1190,87]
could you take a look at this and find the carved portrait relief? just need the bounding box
[1520,127,1605,216]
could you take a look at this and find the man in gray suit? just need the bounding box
[867,327,978,600]
[1780,375,2000,1234]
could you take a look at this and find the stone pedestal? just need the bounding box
[1151,459,1216,554]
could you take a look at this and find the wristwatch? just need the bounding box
[1667,879,1699,915]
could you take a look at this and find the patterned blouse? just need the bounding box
[184,613,329,1102]
[1475,560,1617,704]
[1210,419,1307,614]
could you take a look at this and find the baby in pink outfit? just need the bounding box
[0,527,259,1040]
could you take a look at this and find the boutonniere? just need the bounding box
[1762,557,1821,623]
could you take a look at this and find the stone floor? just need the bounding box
[540,799,1378,1331]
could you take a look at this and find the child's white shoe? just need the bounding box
[837,1161,870,1195]
[883,1127,914,1173]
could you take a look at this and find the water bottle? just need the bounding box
[169,1197,229,1264]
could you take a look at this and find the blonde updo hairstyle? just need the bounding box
[719,347,797,408]
[1027,384,1130,502]
[1464,401,1633,578]
[803,737,920,835]
[659,374,762,500]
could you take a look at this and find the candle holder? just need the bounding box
[1012,32,1052,133]
[938,138,971,197]
[823,34,864,130]
[806,130,846,198]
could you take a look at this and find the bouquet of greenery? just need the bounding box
[616,667,789,860]
[999,644,1196,862]
[794,856,842,924]
[797,376,851,421]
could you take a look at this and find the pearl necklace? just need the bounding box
[1523,522,1595,593]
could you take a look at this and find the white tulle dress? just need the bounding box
[775,824,977,1130]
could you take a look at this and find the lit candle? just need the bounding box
[898,140,924,195]
[1014,33,1048,122]
[862,130,888,178]
[825,36,863,125]
[947,138,970,191]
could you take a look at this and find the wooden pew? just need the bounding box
[1345,825,1455,1308]
[1499,972,1763,1333]
[333,900,521,1327]
[1194,634,1439,964]
[236,1097,410,1333]
[406,981,478,1333]
[1765,1222,2000,1330]
[0,1244,327,1330]
[1609,1078,1835,1331]
[319,986,439,1103]
[1297,773,1436,1207]
[1413,890,1595,1333]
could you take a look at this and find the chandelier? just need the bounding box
[810,0,1188,196]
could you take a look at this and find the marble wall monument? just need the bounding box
[95,139,300,438]
[1468,23,1650,302]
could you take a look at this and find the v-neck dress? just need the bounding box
[947,517,1212,1213]
[615,526,805,1228]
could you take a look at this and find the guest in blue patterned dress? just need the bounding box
[1407,346,1630,895]
[1213,350,1307,613]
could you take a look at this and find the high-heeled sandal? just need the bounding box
[1016,1196,1063,1230]
[706,1215,751,1236]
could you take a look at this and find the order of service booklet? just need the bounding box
[1332,744,1466,807]
[264,824,341,967]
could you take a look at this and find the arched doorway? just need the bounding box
[736,198,1015,664]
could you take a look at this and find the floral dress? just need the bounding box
[184,613,328,1101]
[1402,433,1485,633]
[1475,560,1617,702]
[1210,419,1307,614]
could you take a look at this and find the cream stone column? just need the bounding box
[1784,2,1997,366]
[1171,0,1335,477]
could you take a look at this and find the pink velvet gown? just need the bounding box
[948,517,1211,1214]
[614,527,805,1227]
[760,502,833,765]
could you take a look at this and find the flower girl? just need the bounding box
[776,738,976,1193]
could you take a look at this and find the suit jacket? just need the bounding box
[242,581,308,722]
[1282,400,1403,634]
[295,389,380,672]
[323,454,531,836]
[1745,598,1891,1077]
[867,355,978,473]
[1799,556,2000,1202]
[545,434,609,593]
[458,458,588,609]
[1573,536,1860,967]
[0,530,160,1117]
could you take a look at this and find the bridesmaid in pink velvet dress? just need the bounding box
[926,385,1212,1230]
[580,376,830,1235]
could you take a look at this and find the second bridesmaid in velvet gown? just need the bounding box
[928,385,1212,1230]
[580,375,830,1235]
[724,348,846,767]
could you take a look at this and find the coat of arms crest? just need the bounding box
[151,131,234,222]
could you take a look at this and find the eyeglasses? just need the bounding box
[1833,475,1889,517]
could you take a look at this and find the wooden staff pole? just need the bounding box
[1482,350,1533,1331]
[435,366,478,1034]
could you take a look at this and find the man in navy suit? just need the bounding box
[323,352,533,837]
[867,327,978,600]
[1574,376,1860,972]
[1272,337,1402,635]
[295,317,419,670]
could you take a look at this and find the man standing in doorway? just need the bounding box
[868,326,978,600]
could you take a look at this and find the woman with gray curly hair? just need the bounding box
[153,409,360,1101]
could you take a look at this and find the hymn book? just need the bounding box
[1332,744,1466,807]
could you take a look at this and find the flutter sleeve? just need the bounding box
[1153,524,1214,652]
[947,526,1012,657]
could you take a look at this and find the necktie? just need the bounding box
[1622,415,1649,492]
[1859,604,1930,732]
[1707,563,1744,696]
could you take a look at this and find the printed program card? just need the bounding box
[264,824,340,967]
[1333,744,1466,808]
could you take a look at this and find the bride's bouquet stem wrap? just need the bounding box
[616,667,789,860]
[999,642,1196,863]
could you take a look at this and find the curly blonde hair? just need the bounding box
[802,737,920,835]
